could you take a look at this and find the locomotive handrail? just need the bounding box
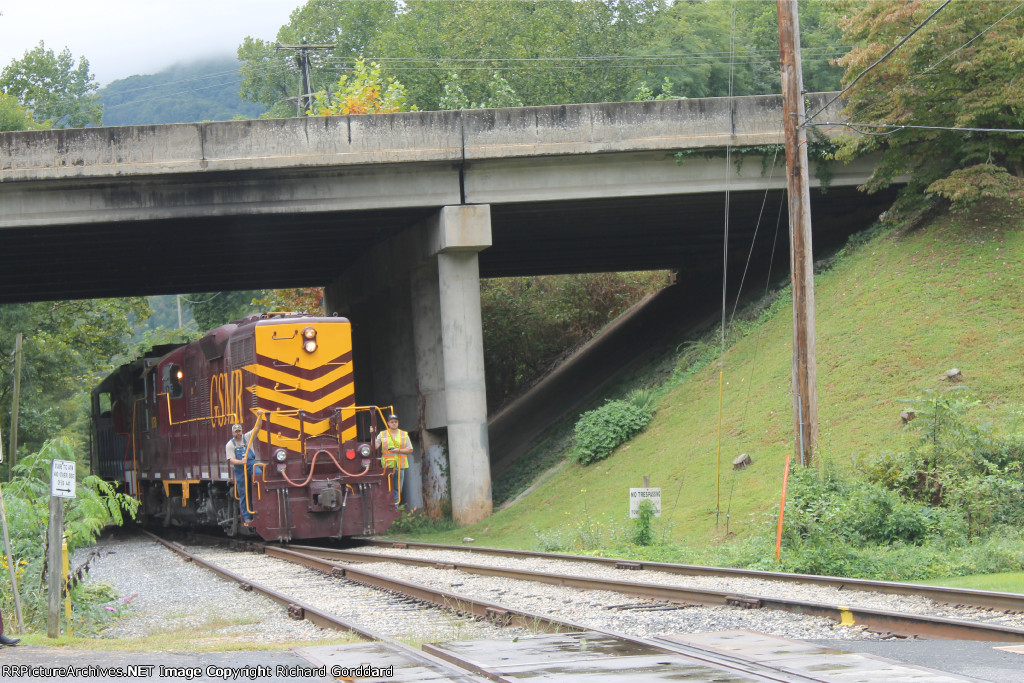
[131,399,142,501]
[241,410,266,517]
[158,391,240,427]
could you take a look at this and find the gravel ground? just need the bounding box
[331,557,879,641]
[180,543,534,644]
[77,534,865,646]
[73,535,343,644]
[343,545,1024,628]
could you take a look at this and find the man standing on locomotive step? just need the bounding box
[226,423,257,526]
[376,414,413,506]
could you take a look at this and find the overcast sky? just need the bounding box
[0,0,301,86]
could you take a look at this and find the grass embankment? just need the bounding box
[397,200,1024,580]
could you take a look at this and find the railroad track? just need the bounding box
[142,530,978,681]
[310,538,1024,642]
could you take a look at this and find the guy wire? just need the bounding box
[716,0,738,527]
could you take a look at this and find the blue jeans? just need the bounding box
[390,468,404,505]
[233,463,254,522]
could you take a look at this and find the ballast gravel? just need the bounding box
[342,545,1024,630]
[70,533,948,646]
[72,536,339,643]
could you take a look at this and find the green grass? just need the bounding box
[922,572,1024,594]
[12,612,362,652]
[395,199,1024,574]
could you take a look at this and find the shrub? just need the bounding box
[630,500,656,546]
[848,484,930,545]
[388,507,456,535]
[1,439,138,633]
[571,399,652,465]
[625,387,657,413]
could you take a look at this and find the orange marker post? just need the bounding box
[775,454,792,563]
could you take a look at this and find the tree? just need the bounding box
[255,287,324,314]
[438,70,524,110]
[237,0,397,118]
[640,0,845,100]
[0,298,151,465]
[307,58,416,115]
[0,41,102,128]
[833,0,1024,206]
[185,290,262,331]
[371,0,663,110]
[481,272,666,410]
[0,92,46,132]
[239,0,664,113]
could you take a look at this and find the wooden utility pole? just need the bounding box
[8,332,23,479]
[0,425,24,632]
[777,0,818,466]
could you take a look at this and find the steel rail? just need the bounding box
[359,537,1024,614]
[307,542,1024,642]
[140,530,492,683]
[265,544,842,682]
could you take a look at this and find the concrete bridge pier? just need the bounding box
[325,205,493,526]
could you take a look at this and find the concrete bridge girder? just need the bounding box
[325,205,493,526]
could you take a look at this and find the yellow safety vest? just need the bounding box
[380,429,410,469]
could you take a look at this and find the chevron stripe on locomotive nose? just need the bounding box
[251,322,359,445]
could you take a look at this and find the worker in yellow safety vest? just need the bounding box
[375,413,412,505]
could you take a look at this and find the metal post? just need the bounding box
[47,494,63,637]
[777,0,818,466]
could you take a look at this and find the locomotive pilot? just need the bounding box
[225,423,258,526]
[375,414,412,506]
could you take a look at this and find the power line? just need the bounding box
[97,51,848,113]
[842,0,1024,124]
[808,121,1024,135]
[805,0,953,126]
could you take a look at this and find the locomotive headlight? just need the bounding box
[358,444,371,458]
[301,326,318,353]
[274,449,288,462]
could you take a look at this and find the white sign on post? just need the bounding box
[629,487,661,518]
[51,459,76,499]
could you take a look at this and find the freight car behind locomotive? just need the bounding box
[91,313,399,540]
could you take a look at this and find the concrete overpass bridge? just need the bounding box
[0,93,894,524]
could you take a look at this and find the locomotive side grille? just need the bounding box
[230,336,256,369]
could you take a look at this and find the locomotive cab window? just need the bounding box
[97,392,112,417]
[163,364,184,399]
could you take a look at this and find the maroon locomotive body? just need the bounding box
[91,313,400,540]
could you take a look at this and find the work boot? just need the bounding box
[0,633,19,646]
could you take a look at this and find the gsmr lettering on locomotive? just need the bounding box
[90,313,399,540]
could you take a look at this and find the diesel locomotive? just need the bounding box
[90,313,400,541]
